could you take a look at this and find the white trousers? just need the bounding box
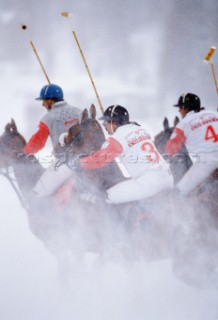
[177,151,218,196]
[107,169,174,204]
[33,161,74,197]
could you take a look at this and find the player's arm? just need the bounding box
[165,127,185,155]
[23,121,50,154]
[80,137,123,169]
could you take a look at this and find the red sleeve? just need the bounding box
[23,121,50,154]
[80,137,123,169]
[165,127,186,155]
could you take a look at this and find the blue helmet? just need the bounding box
[36,84,64,101]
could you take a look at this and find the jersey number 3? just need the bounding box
[141,141,160,163]
[205,125,218,143]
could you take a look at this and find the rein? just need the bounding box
[0,167,30,214]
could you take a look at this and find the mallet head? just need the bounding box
[204,46,216,62]
[60,11,72,18]
[21,24,27,30]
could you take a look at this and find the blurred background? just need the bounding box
[1,0,218,143]
[0,2,218,319]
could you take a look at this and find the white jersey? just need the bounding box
[175,109,218,154]
[112,123,170,178]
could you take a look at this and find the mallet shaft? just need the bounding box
[21,24,50,84]
[210,63,218,93]
[60,12,104,114]
[30,41,50,84]
[72,31,104,114]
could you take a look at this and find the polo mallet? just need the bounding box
[204,46,218,94]
[60,12,104,114]
[21,24,51,84]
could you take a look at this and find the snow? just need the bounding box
[0,1,218,318]
[0,177,218,320]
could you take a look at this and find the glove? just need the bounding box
[59,133,67,146]
[66,153,90,170]
[67,155,81,170]
[16,152,38,164]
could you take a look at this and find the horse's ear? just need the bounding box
[81,108,89,123]
[5,118,18,134]
[174,116,179,127]
[89,104,96,119]
[163,117,169,131]
[11,119,18,133]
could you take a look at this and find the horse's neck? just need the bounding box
[12,160,44,194]
[12,135,45,192]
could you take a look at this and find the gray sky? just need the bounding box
[1,0,218,137]
[0,2,218,319]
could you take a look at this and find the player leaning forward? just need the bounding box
[78,105,173,203]
[166,93,218,196]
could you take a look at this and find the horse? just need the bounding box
[51,104,131,254]
[0,105,127,258]
[2,109,217,286]
[55,104,125,193]
[61,110,179,261]
[154,116,218,289]
[154,116,218,209]
[0,119,44,203]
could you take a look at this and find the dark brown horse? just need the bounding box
[0,105,125,206]
[154,116,218,207]
[0,119,44,198]
[154,116,218,288]
[54,104,125,198]
[2,109,217,286]
[60,107,176,260]
[48,108,218,265]
[0,105,126,255]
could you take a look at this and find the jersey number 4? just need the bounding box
[205,125,218,143]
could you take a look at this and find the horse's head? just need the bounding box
[65,104,105,156]
[55,104,124,190]
[0,119,26,168]
[154,116,192,184]
[154,116,179,154]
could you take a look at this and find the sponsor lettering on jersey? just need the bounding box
[64,118,79,126]
[190,113,218,130]
[126,129,151,147]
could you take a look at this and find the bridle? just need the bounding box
[0,134,30,213]
[0,166,30,213]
